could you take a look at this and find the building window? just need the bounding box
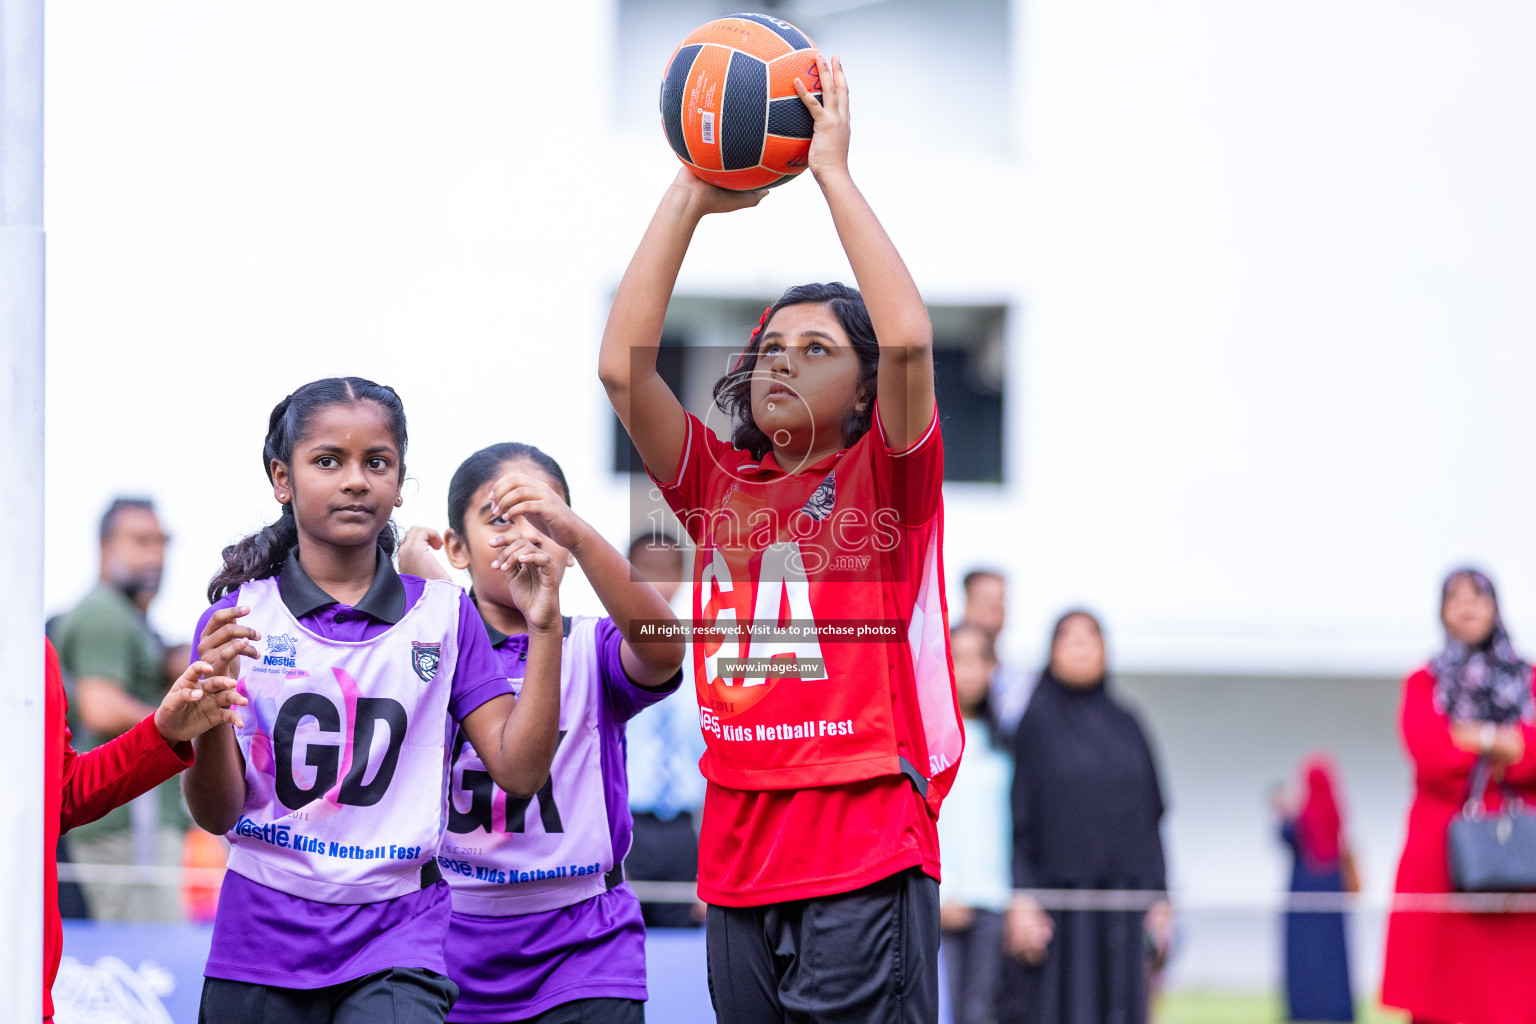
[611,297,1006,483]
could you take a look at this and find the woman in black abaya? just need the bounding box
[1000,610,1172,1024]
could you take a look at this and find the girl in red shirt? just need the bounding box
[599,49,962,1024]
[45,640,246,1021]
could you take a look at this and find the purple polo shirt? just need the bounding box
[445,615,679,1022]
[195,552,511,988]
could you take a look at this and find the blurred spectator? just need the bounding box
[51,498,190,921]
[961,569,1034,737]
[627,531,685,604]
[624,532,707,927]
[181,826,228,924]
[1001,610,1172,1024]
[1382,568,1536,1024]
[962,569,1008,636]
[1272,755,1356,1022]
[938,622,1013,1024]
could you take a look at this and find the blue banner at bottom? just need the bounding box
[54,922,716,1024]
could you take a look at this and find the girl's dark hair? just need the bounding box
[1050,608,1103,647]
[1441,566,1497,608]
[447,442,570,536]
[207,377,408,602]
[1042,608,1106,678]
[711,282,880,460]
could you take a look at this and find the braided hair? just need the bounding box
[206,377,408,602]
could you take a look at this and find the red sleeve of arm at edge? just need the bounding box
[44,639,194,1019]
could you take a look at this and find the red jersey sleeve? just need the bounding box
[647,411,751,541]
[59,715,193,833]
[870,399,943,525]
[46,640,193,1017]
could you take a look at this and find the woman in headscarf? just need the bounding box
[1273,755,1355,1022]
[999,610,1172,1024]
[1381,568,1536,1024]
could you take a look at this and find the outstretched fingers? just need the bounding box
[402,525,445,551]
[204,634,259,674]
[795,53,846,117]
[794,52,850,176]
[195,671,248,705]
[166,662,249,732]
[198,606,260,672]
[793,72,823,118]
[492,536,540,573]
[168,660,216,703]
[489,485,543,522]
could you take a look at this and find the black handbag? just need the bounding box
[1446,755,1536,893]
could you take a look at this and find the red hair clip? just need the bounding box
[749,305,773,340]
[734,305,775,373]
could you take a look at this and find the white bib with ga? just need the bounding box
[225,576,460,905]
[440,615,614,916]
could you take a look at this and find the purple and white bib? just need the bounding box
[225,577,460,904]
[440,615,613,916]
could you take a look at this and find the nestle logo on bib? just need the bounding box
[411,641,441,682]
[262,633,298,668]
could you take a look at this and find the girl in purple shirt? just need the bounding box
[397,442,685,1024]
[182,378,564,1024]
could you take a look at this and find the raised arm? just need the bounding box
[182,606,258,834]
[459,538,562,797]
[574,529,685,688]
[488,472,685,688]
[58,656,242,833]
[598,170,767,483]
[795,53,935,450]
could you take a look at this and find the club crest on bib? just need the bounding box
[411,641,442,683]
[262,633,299,669]
[799,473,836,522]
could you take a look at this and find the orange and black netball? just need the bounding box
[660,13,822,191]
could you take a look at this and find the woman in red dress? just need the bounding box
[1381,569,1536,1024]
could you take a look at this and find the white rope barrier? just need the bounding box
[51,864,1536,913]
[1012,887,1536,914]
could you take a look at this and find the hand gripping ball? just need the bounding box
[659,13,822,191]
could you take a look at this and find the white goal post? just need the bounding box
[1,0,46,1018]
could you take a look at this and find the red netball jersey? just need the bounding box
[652,403,963,904]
